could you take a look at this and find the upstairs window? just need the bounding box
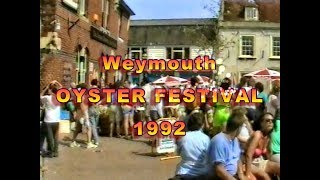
[129,47,147,59]
[166,47,190,60]
[245,7,258,21]
[270,36,280,59]
[62,0,87,17]
[240,35,255,58]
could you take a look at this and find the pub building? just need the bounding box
[40,0,135,89]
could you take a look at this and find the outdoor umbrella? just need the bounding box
[187,75,211,86]
[196,75,210,85]
[152,76,188,87]
[244,68,280,79]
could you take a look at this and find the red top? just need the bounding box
[232,87,256,107]
[206,90,215,107]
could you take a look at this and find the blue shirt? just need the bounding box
[258,92,268,104]
[176,130,210,177]
[208,132,241,176]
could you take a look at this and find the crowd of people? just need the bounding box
[171,77,280,180]
[40,75,280,180]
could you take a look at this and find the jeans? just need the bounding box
[40,122,47,152]
[44,122,59,155]
[89,106,99,144]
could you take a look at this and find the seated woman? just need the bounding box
[172,110,210,179]
[245,113,280,180]
[234,107,254,151]
[270,109,280,163]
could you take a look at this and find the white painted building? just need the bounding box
[128,19,215,83]
[217,0,280,82]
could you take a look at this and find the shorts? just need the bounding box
[122,105,134,119]
[74,109,90,128]
[270,154,280,163]
[109,105,122,123]
[79,118,90,128]
[252,156,269,171]
[75,118,90,133]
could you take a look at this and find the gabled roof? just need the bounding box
[223,0,280,23]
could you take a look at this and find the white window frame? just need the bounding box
[78,0,86,16]
[270,36,280,59]
[130,50,141,60]
[118,10,122,38]
[172,48,184,60]
[129,47,147,59]
[102,0,109,28]
[245,7,258,21]
[239,35,256,58]
[62,0,87,17]
[62,0,79,10]
[166,47,190,60]
[77,48,88,84]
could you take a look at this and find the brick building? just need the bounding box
[40,0,134,89]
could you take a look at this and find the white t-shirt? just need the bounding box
[41,95,61,123]
[266,94,278,116]
[239,123,250,141]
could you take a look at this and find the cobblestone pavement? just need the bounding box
[43,134,180,180]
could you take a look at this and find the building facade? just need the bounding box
[40,0,134,89]
[128,19,217,83]
[217,0,280,81]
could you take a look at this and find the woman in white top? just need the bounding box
[40,80,62,158]
[266,85,280,116]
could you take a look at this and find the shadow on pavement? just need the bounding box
[132,151,165,157]
[59,136,87,147]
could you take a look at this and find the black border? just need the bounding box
[1,0,38,178]
[281,0,315,179]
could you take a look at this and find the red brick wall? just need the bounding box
[40,0,131,90]
[41,0,57,36]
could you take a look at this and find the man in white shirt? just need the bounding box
[242,77,257,123]
[149,85,164,121]
[40,80,62,158]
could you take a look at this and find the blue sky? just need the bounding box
[124,0,220,20]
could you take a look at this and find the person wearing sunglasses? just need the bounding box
[244,113,280,180]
